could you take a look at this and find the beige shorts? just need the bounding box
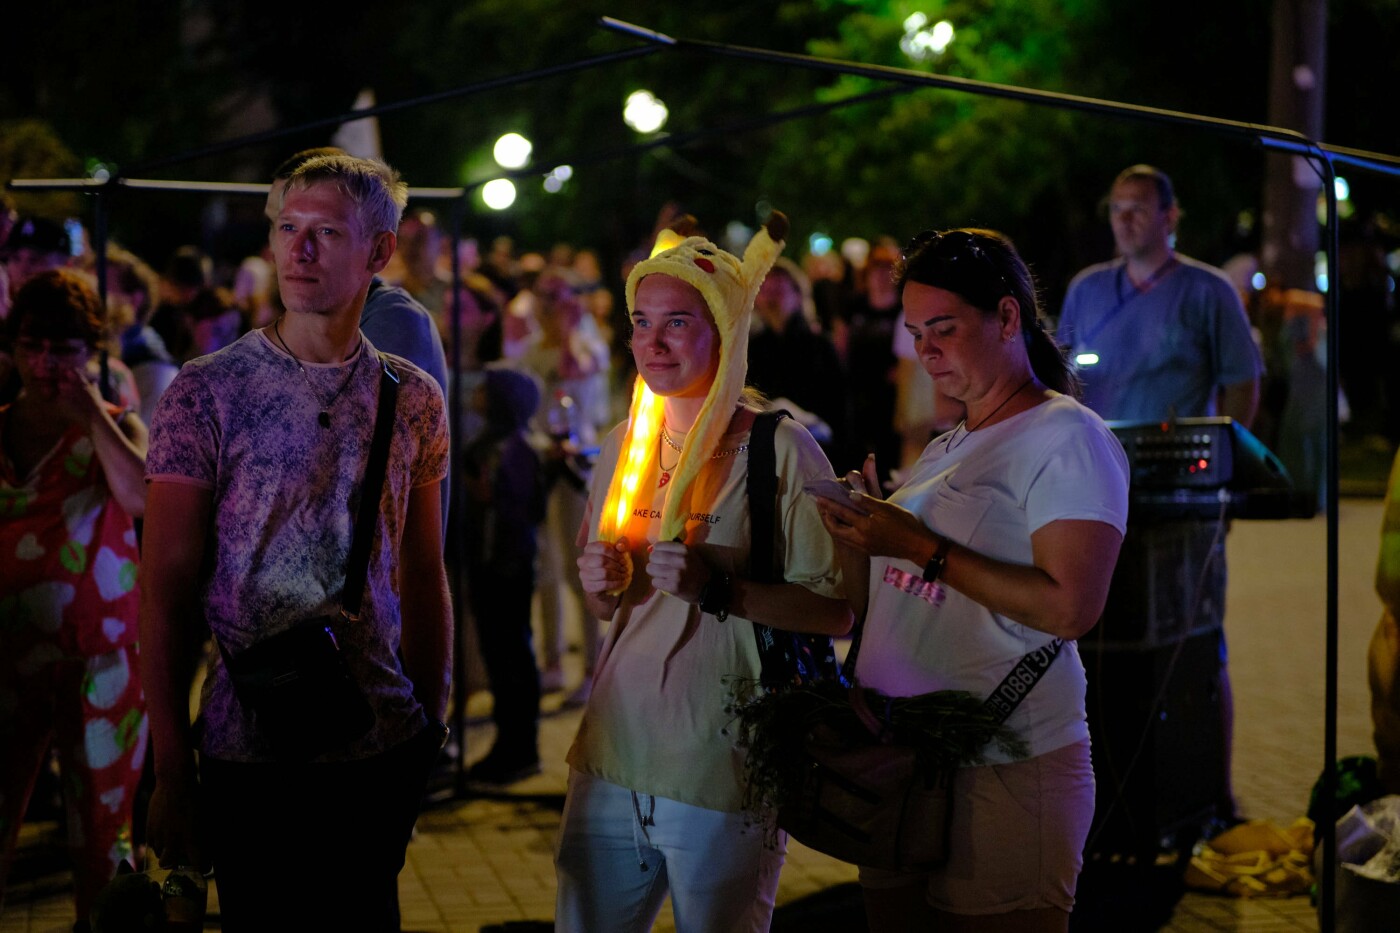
[859,738,1094,915]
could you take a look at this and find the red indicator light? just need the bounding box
[1198,459,1208,469]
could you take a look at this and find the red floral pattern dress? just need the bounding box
[0,404,147,920]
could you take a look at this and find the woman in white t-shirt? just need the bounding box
[556,215,852,933]
[815,229,1129,932]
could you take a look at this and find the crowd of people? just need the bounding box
[0,153,1288,932]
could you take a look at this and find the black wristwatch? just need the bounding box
[922,538,951,583]
[698,569,733,622]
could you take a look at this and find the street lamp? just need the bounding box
[901,13,955,60]
[623,90,668,133]
[482,178,517,210]
[543,165,572,194]
[493,133,532,170]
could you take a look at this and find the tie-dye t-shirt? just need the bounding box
[145,329,449,762]
[0,404,142,658]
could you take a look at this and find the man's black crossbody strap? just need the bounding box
[343,354,400,621]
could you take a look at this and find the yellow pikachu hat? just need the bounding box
[597,212,788,553]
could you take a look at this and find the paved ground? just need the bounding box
[2,500,1384,932]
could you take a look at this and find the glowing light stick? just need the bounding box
[598,379,663,543]
[594,378,665,594]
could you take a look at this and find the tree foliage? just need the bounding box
[0,120,82,219]
[2,0,1395,293]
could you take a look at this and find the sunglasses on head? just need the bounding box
[902,229,1014,299]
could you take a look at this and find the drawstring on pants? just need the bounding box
[631,791,656,872]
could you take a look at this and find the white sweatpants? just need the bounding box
[554,770,786,932]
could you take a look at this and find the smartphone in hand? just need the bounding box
[802,478,871,514]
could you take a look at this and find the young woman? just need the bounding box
[815,229,1129,932]
[556,216,851,932]
[0,269,149,927]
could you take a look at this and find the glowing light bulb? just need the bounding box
[493,133,532,169]
[624,90,669,133]
[481,179,517,210]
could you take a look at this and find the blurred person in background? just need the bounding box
[387,209,449,315]
[4,216,72,302]
[748,256,851,468]
[0,195,17,310]
[461,367,546,784]
[232,243,277,330]
[440,272,505,375]
[103,246,178,427]
[2,216,74,402]
[0,269,148,930]
[518,272,609,703]
[149,246,242,363]
[1058,164,1263,826]
[843,239,903,482]
[802,248,850,349]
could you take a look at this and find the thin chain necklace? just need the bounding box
[947,377,1035,451]
[273,317,362,428]
[656,423,752,488]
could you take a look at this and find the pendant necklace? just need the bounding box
[658,433,680,488]
[657,422,752,488]
[273,317,362,428]
[947,377,1034,451]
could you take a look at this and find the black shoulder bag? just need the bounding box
[776,604,1063,871]
[746,410,843,691]
[221,355,400,760]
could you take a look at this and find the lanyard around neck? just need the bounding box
[1079,256,1179,349]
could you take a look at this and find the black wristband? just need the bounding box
[698,569,733,622]
[922,538,951,583]
[429,718,451,750]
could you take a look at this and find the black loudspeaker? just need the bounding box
[1081,630,1225,858]
[1097,519,1226,647]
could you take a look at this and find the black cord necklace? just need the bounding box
[273,317,362,428]
[948,376,1035,451]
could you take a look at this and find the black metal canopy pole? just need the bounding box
[600,17,1400,176]
[446,193,469,798]
[593,16,1400,932]
[122,46,665,178]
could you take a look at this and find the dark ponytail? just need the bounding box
[895,227,1079,398]
[1024,316,1079,397]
